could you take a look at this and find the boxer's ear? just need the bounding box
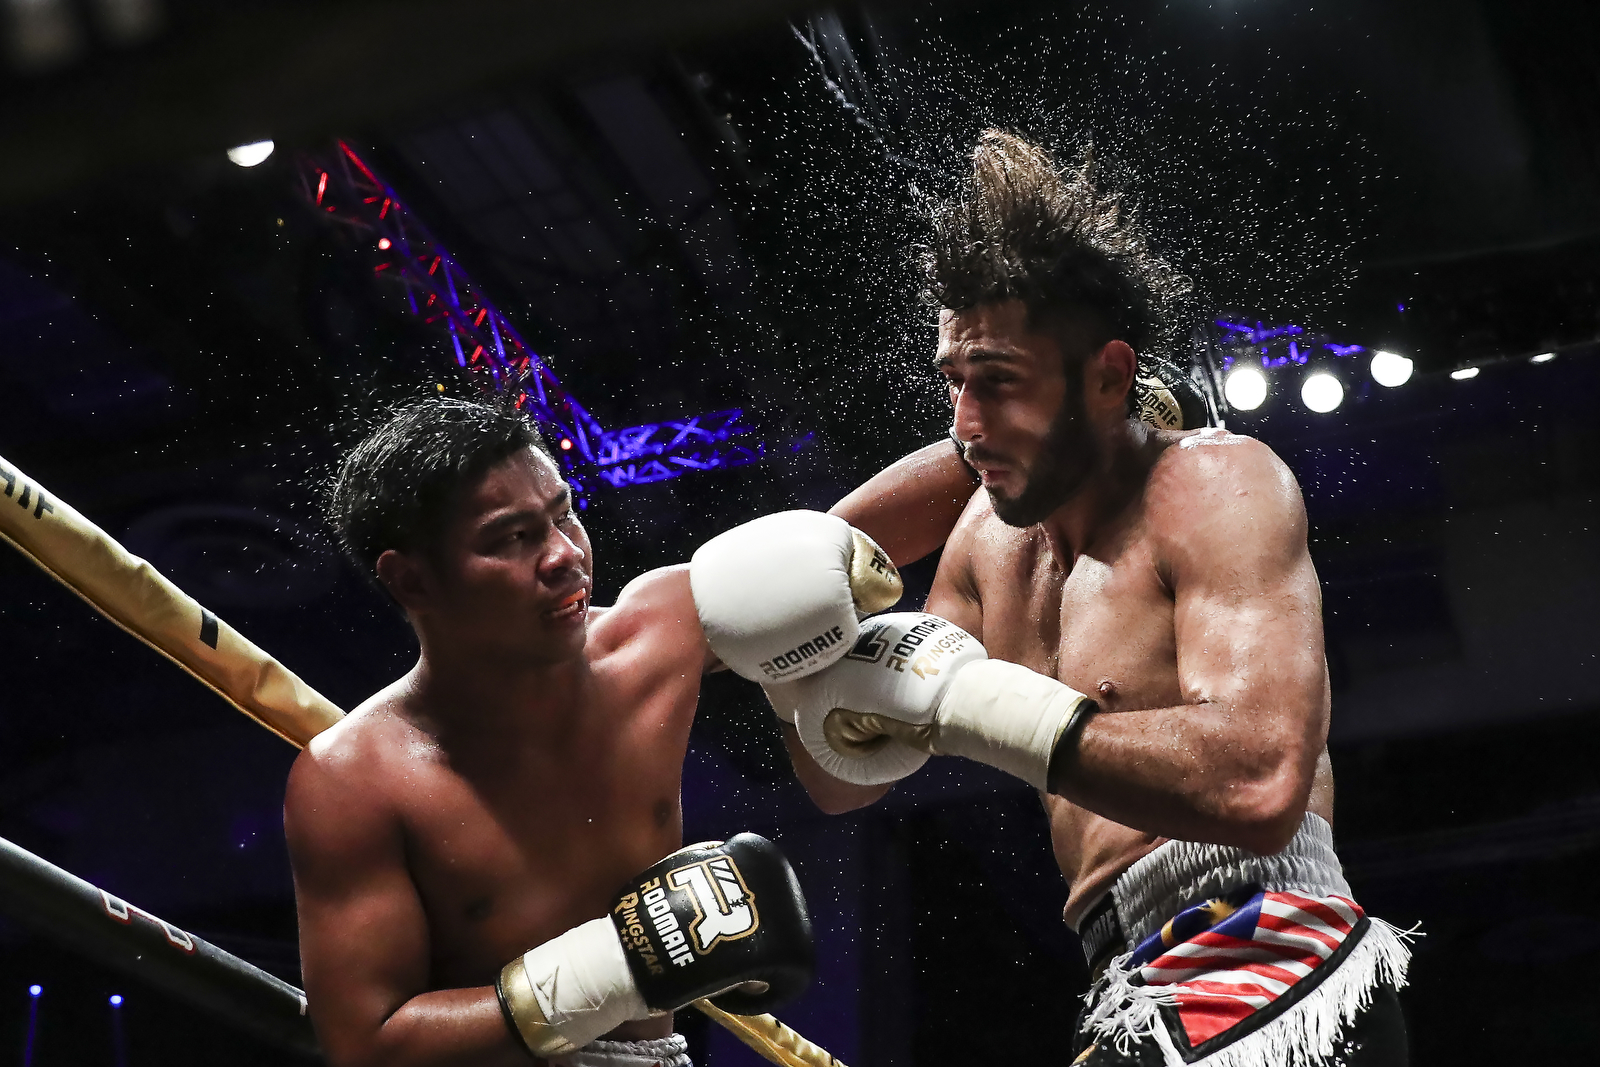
[1087,339,1137,415]
[376,548,431,615]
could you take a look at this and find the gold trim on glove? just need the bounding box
[497,955,581,1060]
[847,529,902,614]
[822,707,937,757]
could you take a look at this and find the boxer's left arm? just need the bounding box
[589,564,724,674]
[1054,437,1328,853]
[285,743,529,1067]
[828,439,978,567]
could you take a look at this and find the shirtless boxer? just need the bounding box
[748,133,1414,1066]
[283,398,896,1067]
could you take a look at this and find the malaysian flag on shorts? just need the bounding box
[1123,884,1364,1047]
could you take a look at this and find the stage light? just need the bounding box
[1301,372,1343,413]
[1370,350,1413,387]
[1450,367,1480,380]
[109,995,123,1007]
[1530,352,1556,363]
[28,985,41,997]
[560,438,574,451]
[1224,367,1267,411]
[227,140,275,167]
[377,237,392,250]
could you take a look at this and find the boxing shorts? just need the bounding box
[1071,814,1412,1067]
[554,1034,691,1067]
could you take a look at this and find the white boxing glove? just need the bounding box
[761,682,803,725]
[792,612,1099,790]
[691,511,902,684]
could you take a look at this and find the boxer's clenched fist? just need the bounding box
[792,612,1099,790]
[498,834,813,1059]
[691,511,902,684]
[791,613,985,784]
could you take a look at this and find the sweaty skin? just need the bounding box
[802,300,1334,929]
[285,449,714,1067]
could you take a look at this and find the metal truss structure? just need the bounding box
[301,143,770,493]
[1215,318,1369,370]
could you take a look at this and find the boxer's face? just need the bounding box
[938,300,1100,527]
[387,446,594,664]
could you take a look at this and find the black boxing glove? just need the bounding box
[1133,357,1212,430]
[608,833,813,1017]
[497,834,813,1059]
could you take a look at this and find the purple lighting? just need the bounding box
[302,144,776,491]
[1217,319,1305,344]
[28,984,41,997]
[110,994,124,1007]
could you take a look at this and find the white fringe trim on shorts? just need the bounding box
[1082,813,1417,1067]
[554,1033,691,1067]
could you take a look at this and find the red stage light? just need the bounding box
[377,237,391,250]
[560,439,573,451]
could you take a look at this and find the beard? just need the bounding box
[980,386,1100,528]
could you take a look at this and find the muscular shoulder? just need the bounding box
[586,564,708,669]
[1146,429,1301,519]
[285,695,413,851]
[1143,430,1307,576]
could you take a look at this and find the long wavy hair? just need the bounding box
[922,130,1190,360]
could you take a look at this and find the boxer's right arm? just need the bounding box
[286,747,529,1067]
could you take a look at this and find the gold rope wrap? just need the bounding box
[0,450,343,747]
[0,449,849,1067]
[692,1000,850,1067]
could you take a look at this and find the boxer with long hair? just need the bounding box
[776,132,1414,1067]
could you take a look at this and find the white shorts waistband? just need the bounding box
[554,1033,691,1067]
[1111,812,1352,949]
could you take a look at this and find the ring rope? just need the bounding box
[0,451,342,747]
[0,449,848,1067]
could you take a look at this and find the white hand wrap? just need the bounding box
[691,511,901,684]
[499,918,650,1058]
[933,659,1094,791]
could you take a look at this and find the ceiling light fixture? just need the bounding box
[227,140,275,167]
[1224,367,1268,411]
[1369,350,1413,387]
[1301,372,1344,413]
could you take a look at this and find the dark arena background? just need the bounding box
[2,1,1598,1064]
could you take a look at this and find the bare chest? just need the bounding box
[393,677,697,986]
[971,530,1182,916]
[973,532,1181,713]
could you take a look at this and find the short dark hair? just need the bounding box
[922,130,1189,358]
[329,394,550,581]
